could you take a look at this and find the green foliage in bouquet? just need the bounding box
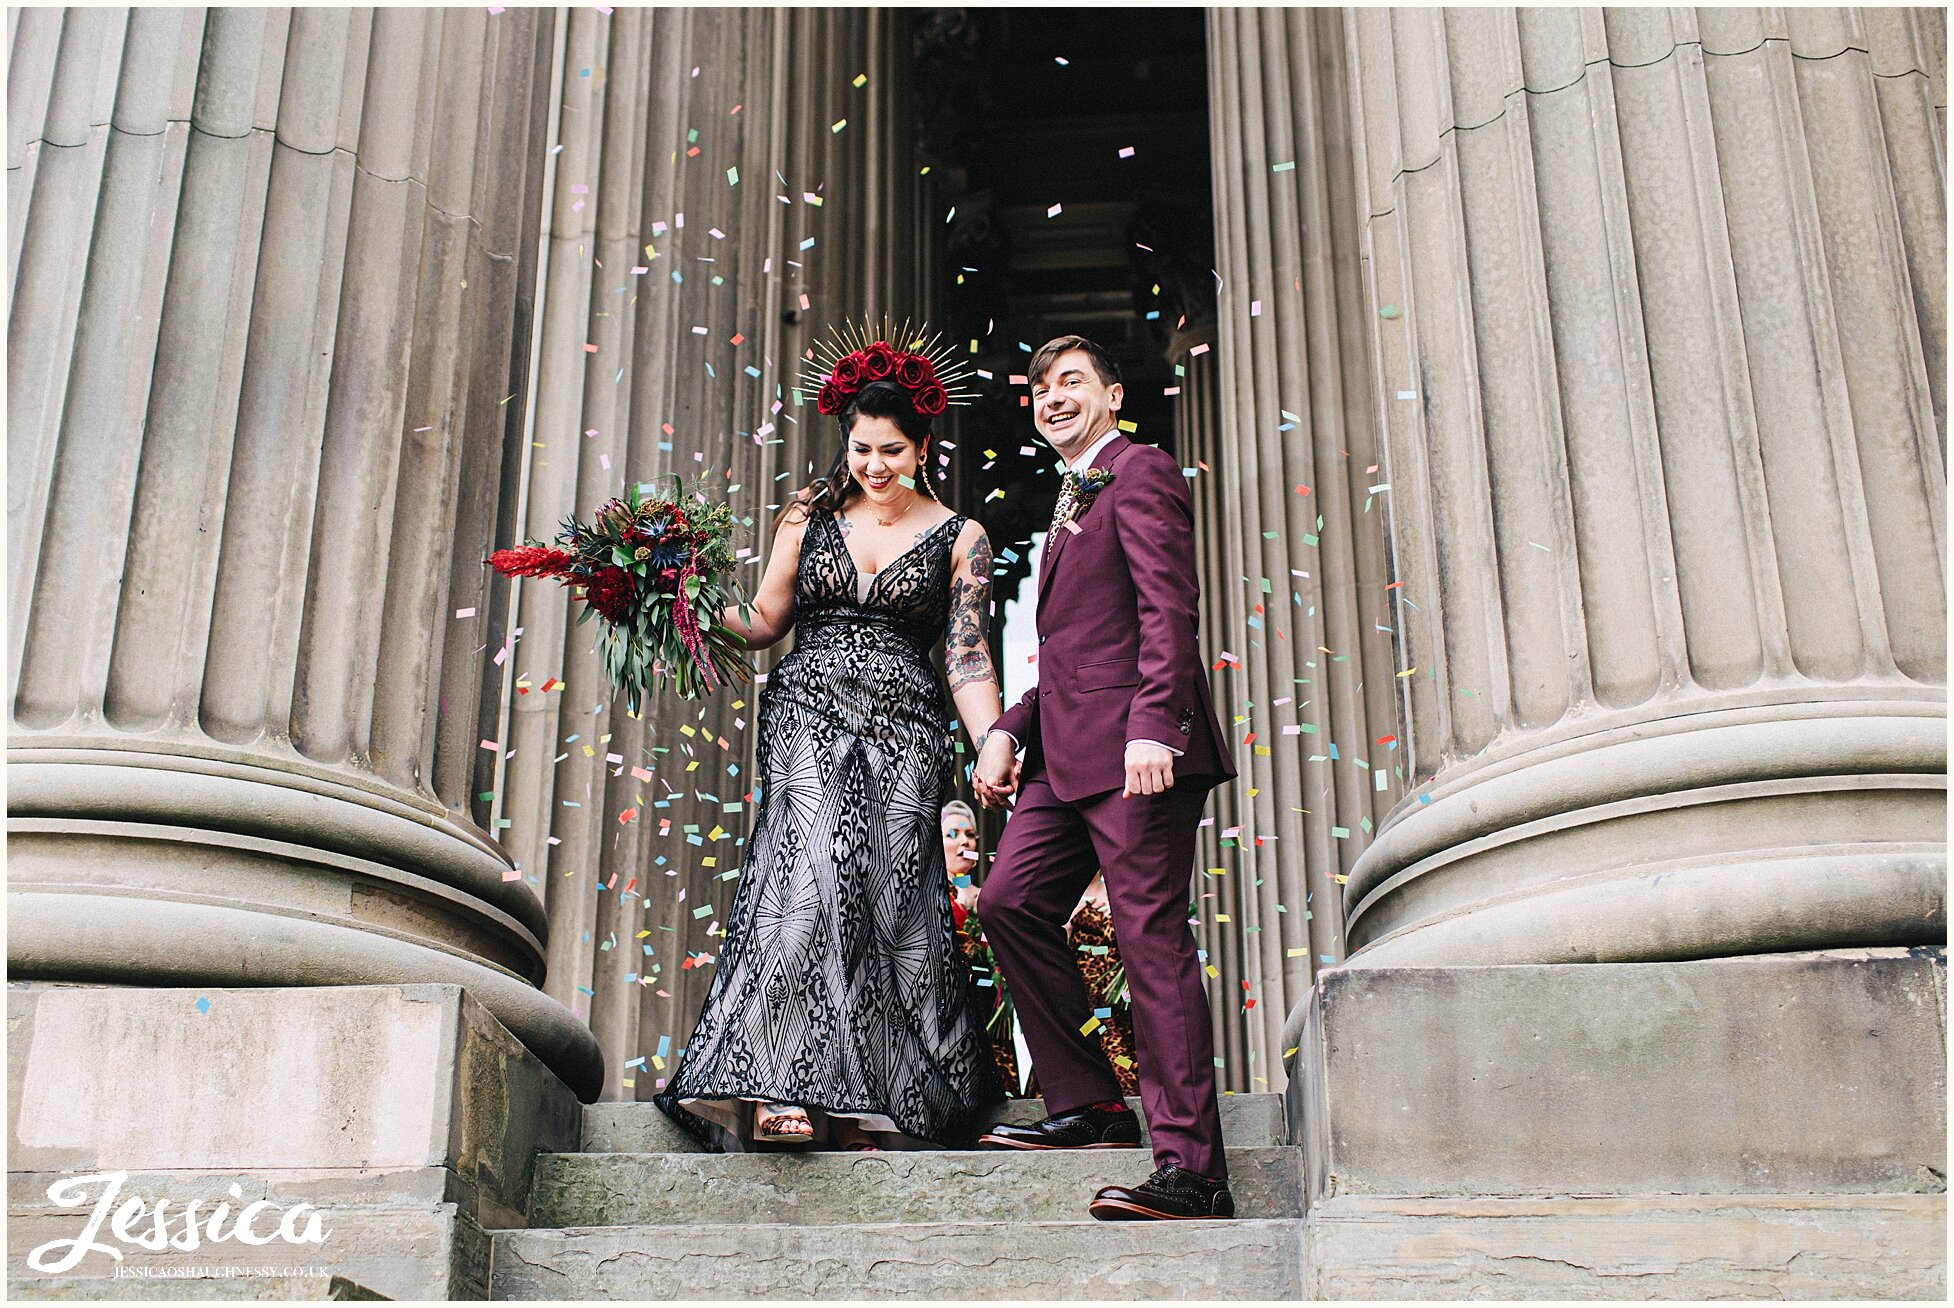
[955,905,1024,1091]
[489,476,755,710]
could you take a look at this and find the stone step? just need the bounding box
[490,1218,1305,1300]
[583,1092,1288,1153]
[8,1276,386,1301]
[530,1146,1301,1227]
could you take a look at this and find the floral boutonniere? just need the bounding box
[1075,467,1116,497]
[1061,467,1117,527]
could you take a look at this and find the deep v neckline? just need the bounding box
[833,511,962,599]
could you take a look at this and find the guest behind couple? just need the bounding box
[942,800,981,917]
[654,361,1007,1152]
[942,801,1137,1100]
[939,800,1019,1091]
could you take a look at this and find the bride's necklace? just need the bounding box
[871,494,919,529]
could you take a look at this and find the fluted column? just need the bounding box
[1203,8,1399,1088]
[1339,7,1945,970]
[493,8,933,1099]
[1182,335,1252,1089]
[6,8,603,1099]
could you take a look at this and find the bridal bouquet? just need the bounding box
[488,477,753,709]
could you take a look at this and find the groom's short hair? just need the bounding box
[1029,335,1121,389]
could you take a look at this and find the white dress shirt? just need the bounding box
[991,427,1184,759]
[1067,430,1122,477]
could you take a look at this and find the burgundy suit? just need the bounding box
[981,435,1236,1178]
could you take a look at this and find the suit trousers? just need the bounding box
[978,773,1226,1179]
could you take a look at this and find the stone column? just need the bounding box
[493,8,932,1098]
[6,7,602,1100]
[1202,7,1400,1086]
[1339,6,1945,969]
[1180,335,1251,1085]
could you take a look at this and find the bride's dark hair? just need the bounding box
[777,379,938,529]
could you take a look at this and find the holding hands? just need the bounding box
[973,732,1021,810]
[973,735,1175,805]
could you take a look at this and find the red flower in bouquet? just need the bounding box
[582,566,635,624]
[894,353,933,389]
[860,341,899,380]
[913,381,949,417]
[487,546,576,578]
[818,381,847,416]
[832,353,866,389]
[487,476,752,708]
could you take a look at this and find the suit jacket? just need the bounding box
[993,435,1236,803]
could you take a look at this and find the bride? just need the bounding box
[654,343,1009,1151]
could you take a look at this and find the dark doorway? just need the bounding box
[914,8,1216,610]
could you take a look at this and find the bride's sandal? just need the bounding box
[755,1102,813,1142]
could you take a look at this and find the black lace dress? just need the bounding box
[655,505,1006,1150]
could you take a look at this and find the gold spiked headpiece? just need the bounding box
[798,316,979,418]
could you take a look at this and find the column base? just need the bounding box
[7,983,579,1300]
[1282,948,1947,1296]
[8,745,606,1100]
[1286,948,1945,1202]
[1304,1193,1944,1299]
[1344,699,1946,965]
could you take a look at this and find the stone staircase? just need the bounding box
[488,1095,1305,1299]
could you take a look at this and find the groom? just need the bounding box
[972,335,1236,1220]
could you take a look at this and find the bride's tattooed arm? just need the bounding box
[946,523,1010,797]
[946,532,997,692]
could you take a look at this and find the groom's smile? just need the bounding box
[1032,347,1124,462]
